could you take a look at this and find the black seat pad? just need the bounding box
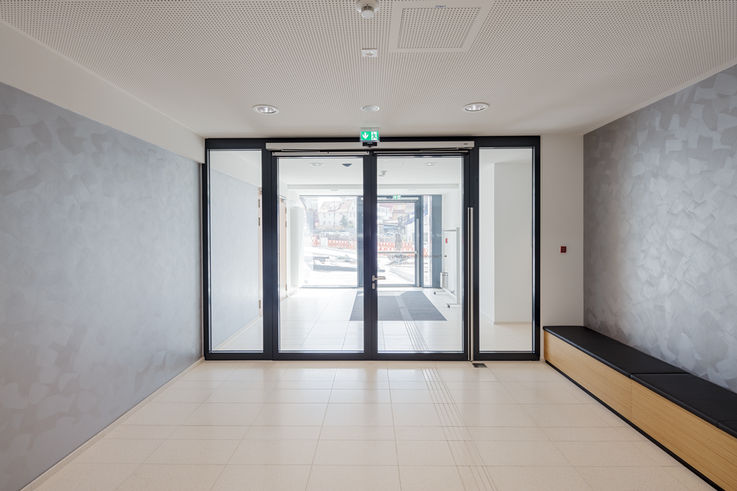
[544,326,685,376]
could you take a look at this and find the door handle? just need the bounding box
[371,274,386,290]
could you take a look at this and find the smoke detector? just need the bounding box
[356,0,380,19]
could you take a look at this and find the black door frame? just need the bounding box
[202,136,540,361]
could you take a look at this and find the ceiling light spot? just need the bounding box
[361,48,378,58]
[356,0,380,19]
[361,104,381,112]
[464,102,488,112]
[426,162,434,166]
[310,162,322,167]
[253,104,278,115]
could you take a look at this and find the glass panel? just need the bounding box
[377,199,416,286]
[377,156,464,353]
[210,150,263,352]
[479,148,533,352]
[278,157,364,352]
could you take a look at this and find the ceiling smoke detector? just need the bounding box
[356,0,380,19]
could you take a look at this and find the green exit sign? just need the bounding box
[360,129,379,142]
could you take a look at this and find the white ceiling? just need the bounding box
[1,1,736,138]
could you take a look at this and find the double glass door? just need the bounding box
[206,141,538,360]
[274,153,465,358]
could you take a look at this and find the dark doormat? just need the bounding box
[350,291,446,321]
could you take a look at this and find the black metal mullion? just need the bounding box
[364,153,378,358]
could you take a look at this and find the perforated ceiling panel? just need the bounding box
[0,1,736,137]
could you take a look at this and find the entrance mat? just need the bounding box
[350,291,447,322]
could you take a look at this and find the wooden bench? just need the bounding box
[544,325,737,490]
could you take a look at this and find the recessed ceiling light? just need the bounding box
[426,162,434,166]
[356,0,379,19]
[310,162,322,167]
[361,104,380,112]
[361,48,378,58]
[464,102,488,112]
[252,104,279,115]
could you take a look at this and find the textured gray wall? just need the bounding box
[584,64,737,392]
[0,82,201,491]
[210,169,260,348]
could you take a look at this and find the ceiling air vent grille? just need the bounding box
[389,1,491,53]
[398,6,480,49]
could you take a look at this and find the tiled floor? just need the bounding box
[217,288,532,354]
[30,361,712,491]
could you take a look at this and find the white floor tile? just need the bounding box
[400,465,466,491]
[116,464,223,491]
[211,465,311,491]
[229,439,318,465]
[183,403,261,426]
[313,440,398,465]
[323,404,394,426]
[476,440,568,466]
[396,440,455,466]
[75,438,162,464]
[307,465,401,491]
[487,465,590,491]
[146,439,238,464]
[576,466,696,491]
[35,463,137,491]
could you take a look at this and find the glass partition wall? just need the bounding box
[208,149,264,353]
[475,147,538,358]
[203,138,539,360]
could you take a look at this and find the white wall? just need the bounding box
[493,160,533,322]
[540,134,584,356]
[0,21,203,161]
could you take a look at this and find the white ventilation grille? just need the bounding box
[397,6,481,50]
[389,0,491,52]
[0,1,735,137]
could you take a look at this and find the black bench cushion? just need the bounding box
[544,325,685,376]
[632,373,737,438]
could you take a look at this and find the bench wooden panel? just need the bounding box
[544,331,633,419]
[631,382,737,490]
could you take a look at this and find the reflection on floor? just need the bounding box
[217,288,535,353]
[217,288,465,353]
[33,361,709,491]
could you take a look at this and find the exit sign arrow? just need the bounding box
[360,129,379,143]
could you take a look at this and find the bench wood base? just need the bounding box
[544,330,737,490]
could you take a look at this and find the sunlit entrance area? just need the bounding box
[376,156,464,354]
[273,155,465,354]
